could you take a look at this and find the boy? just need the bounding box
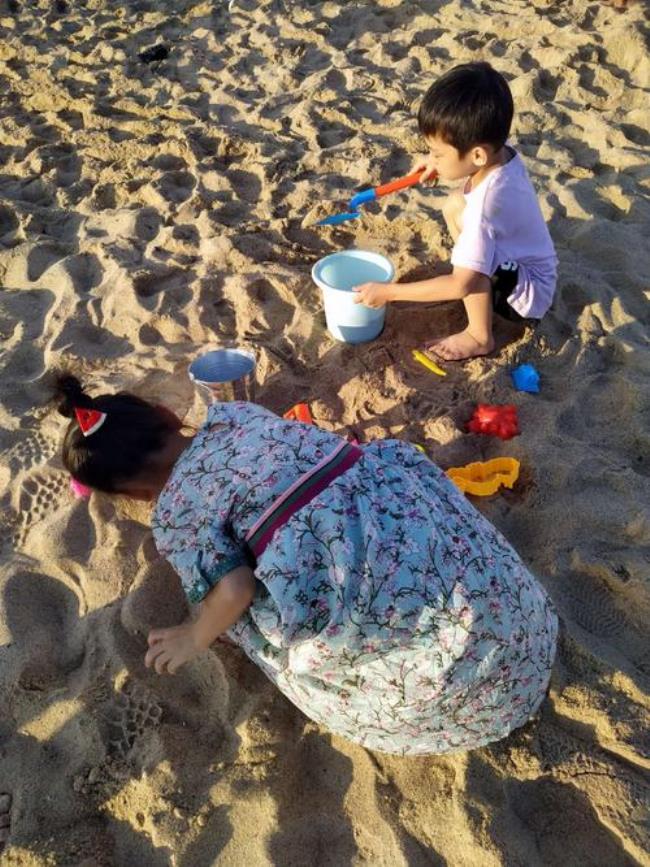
[354,62,557,361]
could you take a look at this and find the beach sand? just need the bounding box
[1,0,649,864]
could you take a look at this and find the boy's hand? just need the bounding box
[412,154,437,183]
[353,282,394,308]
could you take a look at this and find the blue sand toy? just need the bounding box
[316,210,362,227]
[511,364,540,393]
[318,168,435,227]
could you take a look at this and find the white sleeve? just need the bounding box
[450,215,496,277]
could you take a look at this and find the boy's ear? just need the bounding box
[470,146,490,167]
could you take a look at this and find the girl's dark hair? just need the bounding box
[56,374,181,493]
[418,62,513,155]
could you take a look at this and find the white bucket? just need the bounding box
[312,249,394,344]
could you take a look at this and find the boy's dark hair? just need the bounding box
[56,374,181,493]
[418,62,513,154]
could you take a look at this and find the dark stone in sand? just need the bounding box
[138,44,170,64]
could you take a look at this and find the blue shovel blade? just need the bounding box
[316,210,362,227]
[349,188,376,209]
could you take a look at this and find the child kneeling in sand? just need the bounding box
[57,375,557,756]
[354,62,557,361]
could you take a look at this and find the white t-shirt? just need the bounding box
[451,149,557,318]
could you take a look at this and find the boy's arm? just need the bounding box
[354,267,490,308]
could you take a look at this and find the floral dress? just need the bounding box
[153,402,557,755]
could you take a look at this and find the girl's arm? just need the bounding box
[145,565,256,674]
[193,566,256,648]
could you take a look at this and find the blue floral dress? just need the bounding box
[153,402,557,755]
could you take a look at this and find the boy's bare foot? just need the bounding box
[428,329,495,361]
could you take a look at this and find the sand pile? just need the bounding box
[1,0,649,864]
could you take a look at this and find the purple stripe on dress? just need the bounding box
[245,440,349,543]
[249,445,362,558]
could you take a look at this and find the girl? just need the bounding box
[57,374,557,756]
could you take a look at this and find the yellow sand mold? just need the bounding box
[446,458,520,496]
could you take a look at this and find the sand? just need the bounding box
[0,0,649,864]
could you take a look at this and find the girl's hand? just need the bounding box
[353,282,393,308]
[145,622,203,674]
[411,153,437,183]
[144,566,255,675]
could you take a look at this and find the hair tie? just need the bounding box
[75,407,107,437]
[70,478,92,498]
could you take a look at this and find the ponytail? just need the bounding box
[55,373,182,493]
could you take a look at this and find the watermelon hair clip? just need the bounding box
[75,407,107,437]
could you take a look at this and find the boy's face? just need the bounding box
[425,135,489,181]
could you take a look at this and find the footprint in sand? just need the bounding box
[134,207,162,242]
[212,200,250,228]
[132,266,186,301]
[507,777,641,866]
[13,470,71,547]
[225,168,262,204]
[1,430,57,476]
[0,793,11,853]
[565,573,628,641]
[158,171,196,204]
[105,679,163,761]
[503,722,650,859]
[0,204,20,241]
[215,133,260,166]
[26,242,70,282]
[151,154,187,172]
[242,276,296,335]
[17,470,70,519]
[0,503,21,557]
[62,252,104,294]
[35,142,82,188]
[632,649,650,679]
[57,108,84,131]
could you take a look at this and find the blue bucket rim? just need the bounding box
[188,348,256,384]
[312,248,395,294]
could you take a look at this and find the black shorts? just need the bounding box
[490,261,539,323]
